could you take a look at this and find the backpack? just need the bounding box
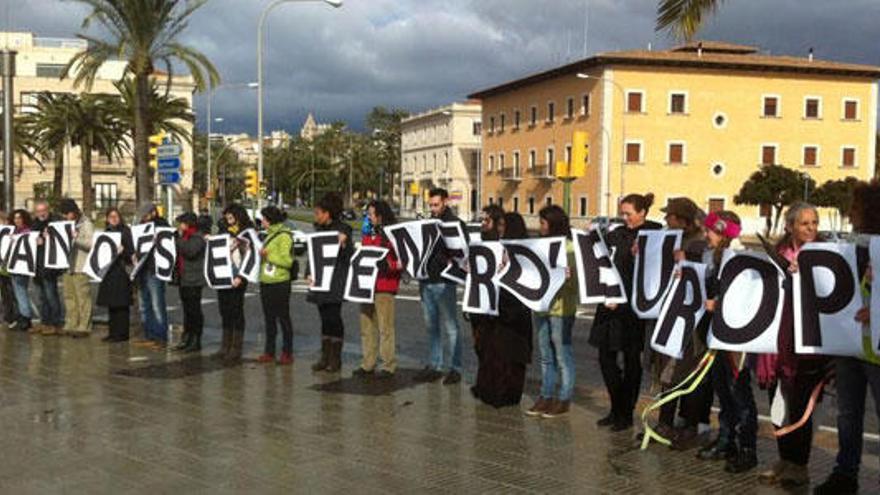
[263,230,300,280]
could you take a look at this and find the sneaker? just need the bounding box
[596,413,616,427]
[814,472,858,495]
[442,370,461,385]
[724,447,757,473]
[352,367,374,378]
[256,353,275,364]
[277,352,293,365]
[413,366,443,383]
[525,397,552,417]
[758,460,789,486]
[697,439,737,462]
[542,400,571,418]
[7,321,17,330]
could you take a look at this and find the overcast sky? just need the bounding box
[6,0,880,134]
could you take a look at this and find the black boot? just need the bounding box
[173,330,192,351]
[225,330,244,363]
[325,339,342,373]
[814,472,858,495]
[213,327,232,359]
[724,447,757,473]
[311,338,329,372]
[183,329,202,353]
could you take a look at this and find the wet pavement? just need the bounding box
[1,286,879,493]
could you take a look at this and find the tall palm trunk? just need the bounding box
[134,72,153,205]
[81,142,94,217]
[53,144,64,197]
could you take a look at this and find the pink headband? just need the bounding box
[705,212,741,239]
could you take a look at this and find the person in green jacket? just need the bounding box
[525,205,579,419]
[256,206,295,365]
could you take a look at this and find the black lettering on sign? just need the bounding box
[8,234,36,275]
[499,244,549,302]
[712,255,780,345]
[45,222,74,268]
[797,249,856,348]
[466,244,499,312]
[206,236,233,288]
[389,222,440,279]
[154,229,176,281]
[309,233,340,292]
[346,248,386,301]
[89,234,116,278]
[654,265,703,347]
[0,226,16,265]
[576,230,624,300]
[634,234,677,314]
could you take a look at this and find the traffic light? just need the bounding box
[555,160,569,179]
[570,131,589,178]
[245,169,259,196]
[148,131,166,169]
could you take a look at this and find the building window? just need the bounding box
[35,63,67,78]
[499,153,505,171]
[578,196,588,217]
[626,91,644,113]
[803,146,818,167]
[528,149,536,170]
[432,153,437,171]
[530,106,537,126]
[488,197,494,205]
[804,97,821,119]
[566,97,575,119]
[711,163,725,178]
[473,121,481,135]
[546,147,555,173]
[713,112,728,129]
[94,183,118,209]
[546,101,555,123]
[443,152,449,172]
[499,113,505,132]
[565,144,572,165]
[513,110,521,129]
[667,142,685,164]
[708,198,725,213]
[528,196,535,214]
[498,197,504,208]
[625,141,642,163]
[581,93,590,116]
[488,154,494,172]
[669,92,687,114]
[842,147,856,167]
[513,151,520,176]
[761,145,777,166]
[489,116,495,133]
[545,196,553,207]
[763,96,779,117]
[843,99,859,120]
[513,196,519,213]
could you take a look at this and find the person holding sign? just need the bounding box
[59,199,94,338]
[31,201,65,336]
[135,203,171,348]
[97,208,134,343]
[9,209,34,332]
[525,205,578,419]
[590,193,662,431]
[256,206,295,365]
[816,181,880,495]
[307,193,354,373]
[212,204,253,363]
[352,200,400,378]
[0,211,18,329]
[757,202,827,489]
[173,212,207,353]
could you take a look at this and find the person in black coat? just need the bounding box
[589,193,662,431]
[97,207,134,343]
[306,193,354,373]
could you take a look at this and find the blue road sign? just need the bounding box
[158,157,181,171]
[158,171,181,184]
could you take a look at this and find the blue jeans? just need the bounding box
[536,315,575,401]
[833,357,880,477]
[712,353,758,449]
[11,275,32,321]
[139,272,168,342]
[419,282,462,372]
[33,276,64,326]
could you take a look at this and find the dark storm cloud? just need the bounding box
[6,0,879,134]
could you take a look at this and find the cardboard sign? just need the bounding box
[6,232,40,277]
[44,221,75,270]
[870,237,880,353]
[572,227,627,305]
[82,231,122,282]
[153,227,177,282]
[466,223,483,244]
[651,261,707,359]
[236,228,262,284]
[498,237,568,312]
[631,229,682,319]
[306,232,341,292]
[794,242,863,356]
[385,219,441,280]
[439,221,468,285]
[708,250,786,353]
[130,222,155,280]
[204,234,235,289]
[0,225,16,267]
[343,246,389,303]
[463,241,504,315]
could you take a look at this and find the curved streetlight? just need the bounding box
[257,0,343,210]
[577,72,627,216]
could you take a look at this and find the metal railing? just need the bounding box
[531,164,556,179]
[501,167,522,181]
[33,37,88,50]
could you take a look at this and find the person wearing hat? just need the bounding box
[135,203,170,348]
[59,199,94,338]
[174,211,206,352]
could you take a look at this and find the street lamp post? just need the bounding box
[257,0,342,211]
[576,73,627,216]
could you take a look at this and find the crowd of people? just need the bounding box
[2,182,878,494]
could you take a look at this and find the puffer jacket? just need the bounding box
[176,227,206,287]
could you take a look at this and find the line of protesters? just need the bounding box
[2,181,878,494]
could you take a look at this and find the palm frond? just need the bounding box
[656,0,722,41]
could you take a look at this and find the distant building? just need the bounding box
[299,113,331,141]
[1,31,196,215]
[469,40,879,231]
[400,101,482,220]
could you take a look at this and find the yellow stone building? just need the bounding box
[469,41,879,231]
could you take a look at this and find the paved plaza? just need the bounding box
[0,288,877,493]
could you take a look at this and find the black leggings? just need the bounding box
[108,306,129,340]
[179,286,203,337]
[599,347,643,421]
[218,285,246,333]
[261,281,292,354]
[775,368,826,466]
[317,302,343,340]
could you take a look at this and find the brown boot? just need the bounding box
[325,340,342,373]
[41,325,60,336]
[311,338,330,372]
[213,327,232,359]
[225,331,244,363]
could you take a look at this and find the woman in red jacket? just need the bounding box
[353,200,401,379]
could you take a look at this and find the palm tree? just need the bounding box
[112,79,194,143]
[62,0,219,204]
[67,94,129,215]
[20,92,78,196]
[656,0,723,41]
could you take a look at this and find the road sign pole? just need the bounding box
[167,185,174,222]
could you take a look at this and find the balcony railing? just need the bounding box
[531,164,556,180]
[33,37,88,50]
[501,167,522,181]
